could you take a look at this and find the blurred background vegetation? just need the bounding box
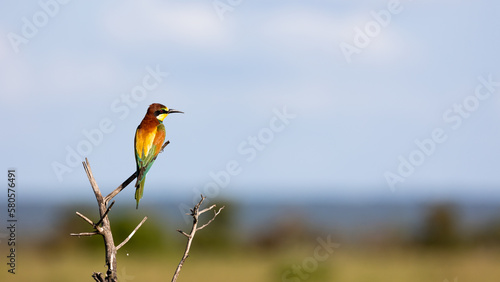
[2,1,500,281]
[3,196,500,281]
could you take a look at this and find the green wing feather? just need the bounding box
[134,123,165,209]
[135,143,159,208]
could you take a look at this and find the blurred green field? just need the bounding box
[3,247,500,281]
[4,201,500,281]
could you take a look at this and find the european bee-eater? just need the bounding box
[134,103,183,208]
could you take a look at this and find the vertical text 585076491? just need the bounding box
[7,169,17,274]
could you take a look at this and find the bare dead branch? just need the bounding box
[116,216,148,251]
[171,195,224,282]
[77,159,119,281]
[72,159,148,281]
[72,140,170,281]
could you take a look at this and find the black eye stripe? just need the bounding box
[154,109,167,116]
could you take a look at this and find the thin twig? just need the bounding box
[199,204,217,215]
[92,272,105,282]
[159,140,170,153]
[75,211,95,226]
[95,201,115,228]
[176,230,190,237]
[116,216,148,250]
[70,231,100,237]
[83,158,103,203]
[171,195,224,282]
[104,171,137,203]
[197,207,224,231]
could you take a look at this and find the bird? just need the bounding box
[134,103,183,209]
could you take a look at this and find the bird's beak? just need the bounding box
[167,109,184,114]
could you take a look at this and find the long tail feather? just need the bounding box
[135,176,145,209]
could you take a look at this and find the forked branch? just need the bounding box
[70,157,159,281]
[70,140,223,281]
[171,195,225,282]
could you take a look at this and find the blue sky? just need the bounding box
[1,0,499,204]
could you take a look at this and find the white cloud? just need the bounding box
[38,54,123,96]
[260,7,345,52]
[263,8,338,41]
[103,0,228,48]
[0,53,124,108]
[255,5,424,67]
